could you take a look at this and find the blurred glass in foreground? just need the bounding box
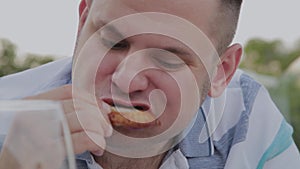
[0,100,76,169]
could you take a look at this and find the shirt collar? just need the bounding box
[178,104,214,157]
[76,151,94,164]
[75,149,189,169]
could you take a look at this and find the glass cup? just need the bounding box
[0,100,76,169]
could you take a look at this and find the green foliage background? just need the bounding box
[1,38,300,148]
[0,39,55,77]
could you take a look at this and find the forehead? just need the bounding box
[90,0,219,34]
[84,0,220,67]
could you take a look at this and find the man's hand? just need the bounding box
[26,85,113,156]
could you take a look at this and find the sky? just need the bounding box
[0,0,299,57]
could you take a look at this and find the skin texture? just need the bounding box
[72,0,241,168]
[0,0,242,169]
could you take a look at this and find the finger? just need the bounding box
[99,102,112,125]
[71,101,113,136]
[61,98,113,136]
[71,131,106,155]
[66,111,107,136]
[24,85,72,100]
[89,101,113,134]
[95,102,113,136]
[61,100,75,114]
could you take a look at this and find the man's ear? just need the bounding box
[208,44,242,97]
[78,0,92,33]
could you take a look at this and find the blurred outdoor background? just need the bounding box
[0,0,299,149]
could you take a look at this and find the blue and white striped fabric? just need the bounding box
[0,57,299,169]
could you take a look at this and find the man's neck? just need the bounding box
[94,151,166,169]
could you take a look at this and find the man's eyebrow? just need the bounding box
[97,19,124,38]
[97,19,195,59]
[163,47,191,56]
[163,46,199,62]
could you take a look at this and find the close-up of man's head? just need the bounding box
[70,0,242,148]
[1,0,300,168]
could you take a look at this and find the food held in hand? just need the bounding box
[108,107,161,128]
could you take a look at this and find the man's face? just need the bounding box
[73,0,219,137]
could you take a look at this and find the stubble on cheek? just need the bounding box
[200,78,211,104]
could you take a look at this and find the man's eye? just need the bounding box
[153,56,186,70]
[101,38,129,50]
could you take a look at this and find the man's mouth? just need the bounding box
[110,102,149,112]
[103,99,161,129]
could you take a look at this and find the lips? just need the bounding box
[103,98,161,128]
[103,98,149,111]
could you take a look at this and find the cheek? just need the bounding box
[150,72,181,109]
[94,54,118,90]
[149,73,181,129]
[190,65,211,100]
[74,38,120,93]
[96,54,118,77]
[156,69,207,131]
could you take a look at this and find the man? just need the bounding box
[0,0,299,168]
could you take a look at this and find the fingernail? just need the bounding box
[92,150,104,156]
[105,125,113,136]
[102,102,111,113]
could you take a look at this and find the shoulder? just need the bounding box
[0,57,72,99]
[215,69,293,168]
[212,69,286,145]
[184,69,293,168]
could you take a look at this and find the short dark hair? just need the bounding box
[212,0,243,55]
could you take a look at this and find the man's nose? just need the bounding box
[111,55,149,94]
